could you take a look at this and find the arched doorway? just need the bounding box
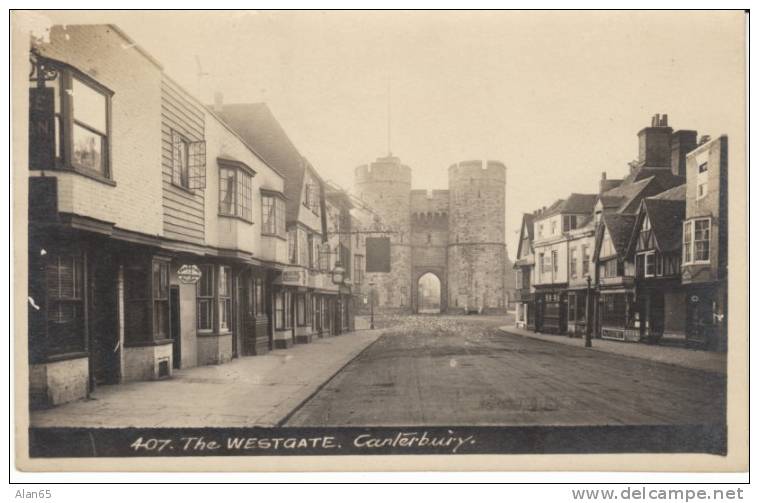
[417,272,442,314]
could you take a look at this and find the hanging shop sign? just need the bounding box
[177,264,202,284]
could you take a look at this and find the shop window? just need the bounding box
[274,291,285,329]
[29,55,112,179]
[197,265,214,331]
[567,293,576,322]
[218,267,232,331]
[46,254,85,354]
[284,290,293,328]
[254,277,265,317]
[125,257,170,344]
[152,260,170,339]
[296,294,307,327]
[219,161,253,222]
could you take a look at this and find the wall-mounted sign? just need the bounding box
[277,268,307,287]
[177,264,202,284]
[690,295,700,303]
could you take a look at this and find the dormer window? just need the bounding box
[562,215,578,232]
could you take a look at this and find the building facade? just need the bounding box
[26,24,365,408]
[512,114,729,351]
[681,136,728,350]
[354,156,510,314]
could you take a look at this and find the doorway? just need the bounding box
[90,252,120,386]
[170,286,181,369]
[417,272,442,314]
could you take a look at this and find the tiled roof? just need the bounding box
[649,183,687,201]
[643,198,686,253]
[562,193,598,214]
[602,213,637,257]
[214,102,309,223]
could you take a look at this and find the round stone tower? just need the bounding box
[354,155,412,311]
[447,160,507,313]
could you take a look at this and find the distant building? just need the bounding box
[354,156,510,314]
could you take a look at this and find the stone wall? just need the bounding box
[354,156,412,311]
[447,160,507,313]
[29,357,89,407]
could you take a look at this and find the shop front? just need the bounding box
[598,289,637,342]
[534,286,567,335]
[272,267,305,349]
[566,288,589,337]
[683,282,727,351]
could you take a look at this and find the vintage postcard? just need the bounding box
[11,9,748,472]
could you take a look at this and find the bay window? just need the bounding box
[29,54,112,179]
[262,193,286,237]
[218,160,253,221]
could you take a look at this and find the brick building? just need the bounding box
[354,156,510,314]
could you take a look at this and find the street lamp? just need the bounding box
[331,262,345,285]
[585,275,593,348]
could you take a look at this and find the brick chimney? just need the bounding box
[670,129,698,177]
[638,113,673,168]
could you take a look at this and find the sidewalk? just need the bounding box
[499,325,726,375]
[31,329,384,428]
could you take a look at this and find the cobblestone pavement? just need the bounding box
[284,315,726,427]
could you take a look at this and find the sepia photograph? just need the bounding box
[10,9,748,475]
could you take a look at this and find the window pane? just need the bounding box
[219,168,235,215]
[72,78,106,132]
[72,123,104,172]
[197,299,213,330]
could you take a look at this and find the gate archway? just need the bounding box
[416,272,442,314]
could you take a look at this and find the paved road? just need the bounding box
[284,315,726,427]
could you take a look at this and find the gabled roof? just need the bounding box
[596,170,685,215]
[594,213,637,261]
[215,102,315,223]
[625,189,685,258]
[645,198,686,253]
[515,213,535,262]
[649,183,687,201]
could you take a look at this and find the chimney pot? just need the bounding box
[662,114,668,127]
[601,171,607,180]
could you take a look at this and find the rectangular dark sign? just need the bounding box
[29,87,56,171]
[366,237,391,273]
[28,424,726,458]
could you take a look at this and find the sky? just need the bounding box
[29,10,745,253]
